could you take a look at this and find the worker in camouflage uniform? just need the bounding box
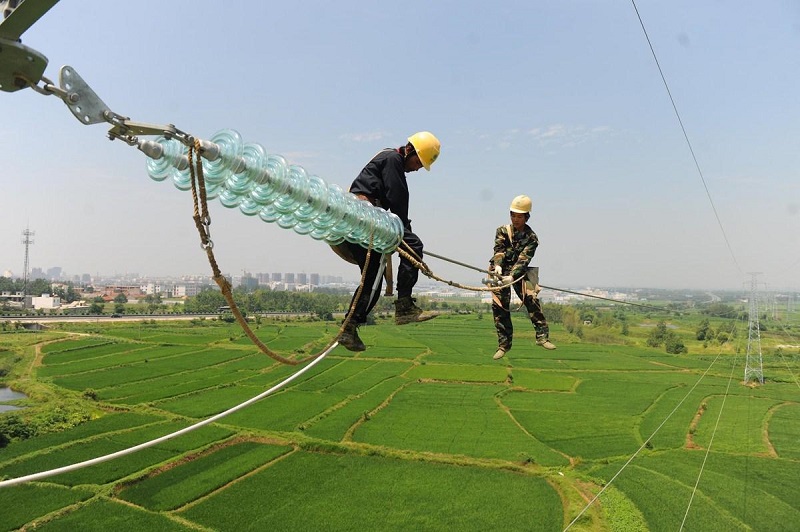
[489,195,556,360]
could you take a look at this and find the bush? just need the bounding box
[0,413,37,442]
[82,388,98,401]
[665,334,687,354]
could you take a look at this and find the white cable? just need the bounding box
[0,343,337,488]
[563,344,730,531]
[680,347,739,530]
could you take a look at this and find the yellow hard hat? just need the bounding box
[407,131,441,171]
[509,195,532,214]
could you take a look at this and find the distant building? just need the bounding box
[240,273,259,291]
[172,283,205,298]
[141,282,162,296]
[31,294,61,310]
[61,301,90,315]
[100,284,145,300]
[0,291,25,307]
[310,273,320,286]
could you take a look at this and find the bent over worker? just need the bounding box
[489,195,556,360]
[335,132,441,351]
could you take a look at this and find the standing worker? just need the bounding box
[489,195,556,360]
[335,132,441,351]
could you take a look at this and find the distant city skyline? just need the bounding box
[3,262,352,286]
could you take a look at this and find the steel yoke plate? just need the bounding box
[58,65,110,124]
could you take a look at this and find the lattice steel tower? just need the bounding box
[744,272,764,384]
[21,227,34,295]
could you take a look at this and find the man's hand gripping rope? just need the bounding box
[396,242,522,293]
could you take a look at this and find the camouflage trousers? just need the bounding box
[492,283,549,351]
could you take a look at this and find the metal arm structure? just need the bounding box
[0,0,58,92]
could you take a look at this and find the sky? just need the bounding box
[1,0,799,291]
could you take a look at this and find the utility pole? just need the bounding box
[744,272,764,385]
[21,227,35,295]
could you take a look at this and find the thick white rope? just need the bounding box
[0,343,336,488]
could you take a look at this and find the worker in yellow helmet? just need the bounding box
[337,132,441,351]
[488,195,556,360]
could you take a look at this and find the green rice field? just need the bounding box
[1,313,799,531]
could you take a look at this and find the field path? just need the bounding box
[25,332,92,378]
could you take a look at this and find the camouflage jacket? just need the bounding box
[490,224,539,280]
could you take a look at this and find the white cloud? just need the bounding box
[527,124,612,148]
[338,131,390,143]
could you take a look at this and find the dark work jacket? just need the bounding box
[348,148,412,230]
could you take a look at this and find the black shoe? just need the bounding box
[338,322,366,351]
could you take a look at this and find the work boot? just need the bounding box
[493,347,509,360]
[536,336,557,350]
[338,322,366,352]
[394,296,438,325]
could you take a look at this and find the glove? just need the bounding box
[493,265,502,276]
[501,275,514,285]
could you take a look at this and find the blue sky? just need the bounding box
[2,0,799,291]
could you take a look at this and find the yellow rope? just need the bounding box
[396,241,522,293]
[186,142,375,365]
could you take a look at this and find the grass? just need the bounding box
[0,312,798,531]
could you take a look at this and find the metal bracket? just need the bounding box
[108,120,179,138]
[0,37,47,92]
[58,65,180,142]
[58,65,111,124]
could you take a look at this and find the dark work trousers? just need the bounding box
[343,242,385,325]
[396,230,423,298]
[344,230,423,323]
[492,281,549,350]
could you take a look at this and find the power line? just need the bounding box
[680,349,739,530]
[564,343,732,530]
[424,250,673,313]
[630,0,743,275]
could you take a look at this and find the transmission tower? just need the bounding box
[743,272,764,385]
[21,227,34,295]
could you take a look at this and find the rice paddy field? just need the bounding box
[0,312,799,531]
